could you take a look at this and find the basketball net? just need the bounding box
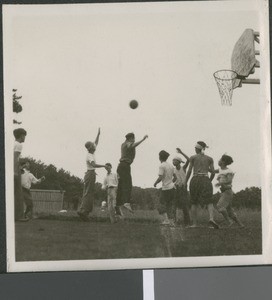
[213,70,238,106]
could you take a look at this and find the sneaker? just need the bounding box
[188,224,198,228]
[209,220,219,229]
[123,203,133,213]
[161,220,171,226]
[228,221,235,227]
[16,217,29,222]
[77,211,90,222]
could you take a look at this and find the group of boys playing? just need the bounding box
[13,126,244,229]
[78,129,244,229]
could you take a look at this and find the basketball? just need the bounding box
[129,100,138,109]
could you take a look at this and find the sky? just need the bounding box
[4,1,262,192]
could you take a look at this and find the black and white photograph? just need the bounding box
[3,0,272,272]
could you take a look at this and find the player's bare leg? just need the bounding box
[217,207,234,227]
[208,203,219,229]
[228,208,244,228]
[189,204,198,227]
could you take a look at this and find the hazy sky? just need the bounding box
[4,1,262,192]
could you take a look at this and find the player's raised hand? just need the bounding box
[143,135,148,140]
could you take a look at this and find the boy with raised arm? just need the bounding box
[185,141,219,229]
[116,132,148,215]
[173,147,191,227]
[78,128,108,221]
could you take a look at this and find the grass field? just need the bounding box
[15,208,262,261]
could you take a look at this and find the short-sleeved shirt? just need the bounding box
[21,169,39,189]
[86,153,96,170]
[217,168,234,189]
[120,141,136,164]
[174,167,186,187]
[159,162,175,191]
[14,141,23,176]
[103,173,118,189]
[189,154,213,175]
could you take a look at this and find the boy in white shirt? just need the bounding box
[102,163,118,223]
[215,154,244,228]
[21,161,45,219]
[13,128,28,222]
[154,150,176,226]
[78,128,108,222]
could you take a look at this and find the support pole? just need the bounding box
[241,79,260,84]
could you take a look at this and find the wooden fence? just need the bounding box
[30,189,65,213]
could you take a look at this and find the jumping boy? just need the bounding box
[154,150,176,226]
[102,163,118,223]
[185,141,219,229]
[116,132,148,215]
[78,128,108,221]
[173,147,191,227]
[13,128,28,222]
[215,154,244,228]
[21,161,45,219]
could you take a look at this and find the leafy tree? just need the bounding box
[13,89,23,124]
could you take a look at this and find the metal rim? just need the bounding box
[213,69,238,81]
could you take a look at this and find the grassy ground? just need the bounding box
[15,208,262,261]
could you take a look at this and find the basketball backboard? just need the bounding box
[231,28,260,88]
[214,28,260,105]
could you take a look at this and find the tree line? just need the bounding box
[23,157,261,210]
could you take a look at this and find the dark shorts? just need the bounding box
[175,185,190,209]
[158,188,175,219]
[189,176,213,206]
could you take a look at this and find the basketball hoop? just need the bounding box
[213,70,238,106]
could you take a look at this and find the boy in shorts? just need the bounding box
[185,141,219,229]
[215,154,244,228]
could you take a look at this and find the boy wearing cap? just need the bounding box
[78,128,108,221]
[13,128,28,222]
[154,150,176,226]
[116,132,148,215]
[185,141,219,229]
[173,148,191,227]
[102,163,118,223]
